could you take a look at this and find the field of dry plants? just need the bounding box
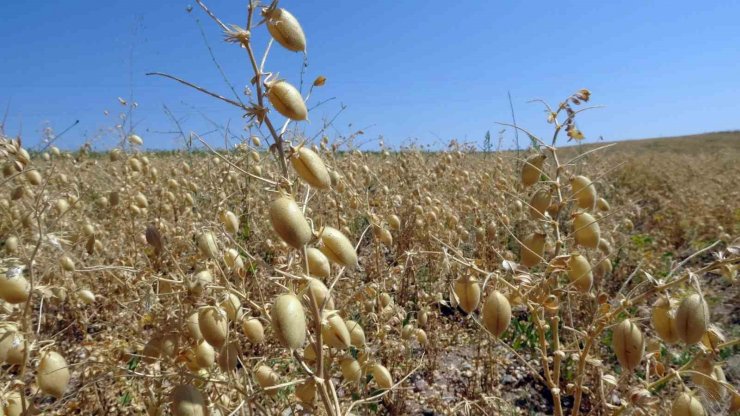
[1,1,739,415]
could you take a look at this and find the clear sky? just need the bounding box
[2,1,739,150]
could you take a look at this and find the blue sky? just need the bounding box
[1,1,739,150]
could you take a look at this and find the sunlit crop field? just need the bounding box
[1,129,738,415]
[1,0,739,414]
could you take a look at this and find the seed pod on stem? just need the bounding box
[0,267,30,304]
[219,210,239,235]
[345,320,366,347]
[611,318,644,372]
[321,310,351,349]
[37,351,71,398]
[255,365,280,396]
[198,306,228,349]
[481,290,511,338]
[319,226,358,268]
[267,80,307,121]
[372,363,393,390]
[520,232,546,268]
[291,147,331,189]
[566,253,593,293]
[304,247,331,278]
[674,293,709,345]
[570,175,597,210]
[341,357,362,383]
[572,212,600,249]
[453,276,480,314]
[521,154,546,188]
[271,293,306,350]
[171,385,208,416]
[671,392,705,416]
[269,195,312,249]
[241,318,265,344]
[529,189,552,219]
[263,7,306,52]
[651,296,678,344]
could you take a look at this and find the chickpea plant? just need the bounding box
[0,2,738,416]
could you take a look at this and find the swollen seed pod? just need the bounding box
[674,294,709,345]
[529,189,552,220]
[379,293,393,308]
[134,192,148,208]
[305,247,331,278]
[416,329,428,346]
[267,80,307,121]
[4,391,24,416]
[224,249,240,269]
[481,291,511,338]
[128,134,144,146]
[37,351,70,398]
[55,198,70,215]
[570,175,597,210]
[241,318,265,344]
[0,326,25,365]
[596,197,610,212]
[651,297,679,344]
[4,235,18,254]
[572,212,600,249]
[453,276,480,314]
[388,214,401,230]
[611,319,644,372]
[77,289,95,305]
[196,232,219,260]
[671,392,705,416]
[220,293,241,321]
[220,211,239,235]
[594,257,612,279]
[418,310,428,327]
[25,170,42,186]
[291,147,331,189]
[372,364,393,390]
[194,340,215,369]
[401,324,415,340]
[378,227,393,246]
[271,294,306,350]
[186,312,203,340]
[345,320,366,347]
[255,365,280,396]
[60,256,75,272]
[305,277,334,310]
[188,270,213,295]
[340,358,362,383]
[566,253,593,293]
[264,7,306,52]
[520,232,546,268]
[0,268,30,304]
[319,226,358,268]
[269,196,312,249]
[198,306,228,349]
[322,311,351,349]
[171,385,208,416]
[521,154,546,188]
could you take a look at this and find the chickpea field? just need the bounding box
[1,2,739,416]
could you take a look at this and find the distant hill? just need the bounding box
[566,131,740,156]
